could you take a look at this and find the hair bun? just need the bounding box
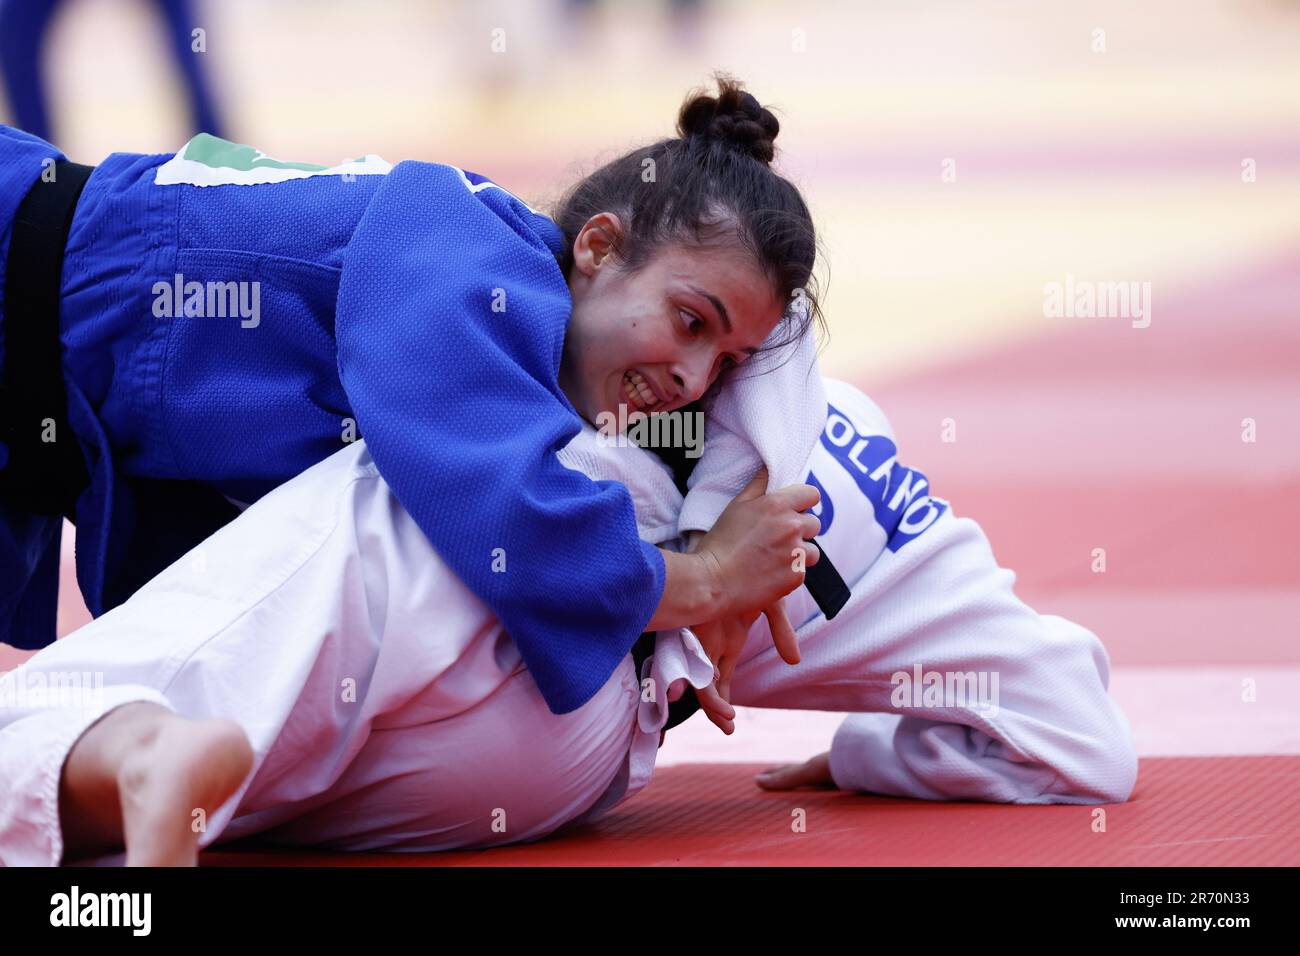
[677,74,780,165]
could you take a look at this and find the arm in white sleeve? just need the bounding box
[677,303,825,536]
[730,378,1138,806]
[819,490,1139,807]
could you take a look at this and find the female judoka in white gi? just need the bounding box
[0,371,1138,866]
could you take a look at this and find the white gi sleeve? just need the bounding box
[730,378,1139,806]
[676,302,825,536]
[820,516,1141,806]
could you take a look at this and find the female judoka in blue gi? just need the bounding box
[0,77,826,716]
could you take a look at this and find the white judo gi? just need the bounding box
[568,377,1139,807]
[726,381,1139,805]
[0,378,1136,866]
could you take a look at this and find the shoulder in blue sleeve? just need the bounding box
[334,160,665,715]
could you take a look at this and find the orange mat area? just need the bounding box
[199,756,1300,867]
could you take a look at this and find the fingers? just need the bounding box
[769,481,821,513]
[696,682,736,735]
[705,708,734,735]
[692,620,724,673]
[764,600,800,665]
[715,616,747,690]
[716,655,737,696]
[696,682,735,719]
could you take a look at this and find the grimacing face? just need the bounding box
[559,212,784,428]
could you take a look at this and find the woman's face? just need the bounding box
[560,213,784,427]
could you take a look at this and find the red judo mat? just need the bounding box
[197,757,1299,867]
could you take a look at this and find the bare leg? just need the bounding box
[58,702,254,866]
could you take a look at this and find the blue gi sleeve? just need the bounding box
[335,160,666,715]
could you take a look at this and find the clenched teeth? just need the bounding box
[623,370,658,410]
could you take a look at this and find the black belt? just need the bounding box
[0,158,254,615]
[0,159,96,517]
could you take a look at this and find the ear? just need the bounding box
[571,212,625,278]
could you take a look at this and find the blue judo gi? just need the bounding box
[0,125,665,715]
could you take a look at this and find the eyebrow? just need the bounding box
[687,285,761,356]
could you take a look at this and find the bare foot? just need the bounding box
[754,752,835,791]
[116,715,254,866]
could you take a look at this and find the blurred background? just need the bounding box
[2,0,1298,765]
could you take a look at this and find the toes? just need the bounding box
[754,764,798,789]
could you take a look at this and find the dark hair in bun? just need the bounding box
[552,72,824,376]
[677,79,781,165]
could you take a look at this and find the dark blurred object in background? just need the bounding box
[0,0,224,140]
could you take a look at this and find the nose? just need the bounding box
[670,351,717,404]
